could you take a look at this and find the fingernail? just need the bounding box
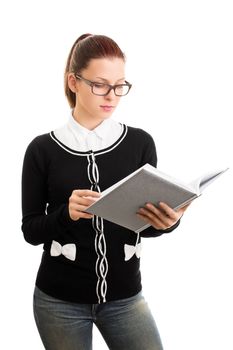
[146,203,152,208]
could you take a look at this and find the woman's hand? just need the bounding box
[137,202,190,230]
[68,189,101,221]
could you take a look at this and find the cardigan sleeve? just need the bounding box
[21,137,76,246]
[138,130,181,238]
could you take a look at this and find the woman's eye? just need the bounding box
[94,83,105,89]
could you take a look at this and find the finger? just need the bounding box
[70,196,99,207]
[178,203,191,214]
[137,212,168,230]
[69,210,93,221]
[138,207,173,229]
[73,189,101,198]
[144,203,177,223]
[70,203,92,212]
[77,212,94,219]
[157,202,178,220]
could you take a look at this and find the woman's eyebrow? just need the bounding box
[95,77,125,83]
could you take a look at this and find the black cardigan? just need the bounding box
[21,124,179,304]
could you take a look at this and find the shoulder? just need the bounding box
[29,132,52,146]
[124,125,157,167]
[23,133,54,164]
[22,133,53,174]
[25,132,52,152]
[126,125,155,145]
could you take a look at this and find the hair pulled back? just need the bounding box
[64,34,125,108]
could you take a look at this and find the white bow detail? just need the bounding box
[50,240,76,261]
[124,243,142,261]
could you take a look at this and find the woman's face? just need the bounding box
[72,57,126,125]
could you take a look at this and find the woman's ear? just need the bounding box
[67,73,78,93]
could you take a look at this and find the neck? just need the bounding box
[72,107,104,131]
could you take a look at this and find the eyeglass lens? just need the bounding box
[92,83,129,96]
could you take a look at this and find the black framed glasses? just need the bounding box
[75,74,132,96]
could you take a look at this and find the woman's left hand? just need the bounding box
[137,202,190,230]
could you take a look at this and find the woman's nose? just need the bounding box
[104,88,115,100]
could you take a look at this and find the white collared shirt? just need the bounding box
[54,112,123,152]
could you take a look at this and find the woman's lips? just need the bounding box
[100,105,114,112]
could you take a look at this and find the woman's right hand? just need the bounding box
[68,189,101,221]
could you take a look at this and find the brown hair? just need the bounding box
[64,34,126,108]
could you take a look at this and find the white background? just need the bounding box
[0,0,232,349]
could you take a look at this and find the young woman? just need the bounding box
[21,34,189,350]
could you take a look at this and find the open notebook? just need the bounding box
[86,164,228,233]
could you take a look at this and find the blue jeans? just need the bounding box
[33,286,163,350]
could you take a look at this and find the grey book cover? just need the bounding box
[86,164,228,233]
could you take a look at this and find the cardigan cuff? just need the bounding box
[140,219,180,238]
